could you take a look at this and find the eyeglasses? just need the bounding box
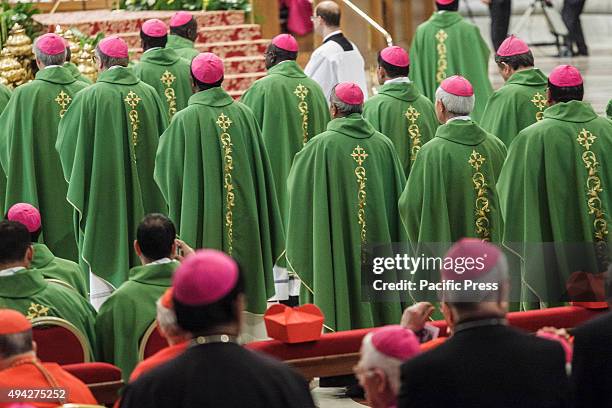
[310,15,319,22]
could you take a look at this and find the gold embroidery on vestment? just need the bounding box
[55,90,72,118]
[26,302,49,320]
[124,90,142,163]
[160,70,178,118]
[531,92,546,122]
[405,105,422,162]
[351,145,368,243]
[217,113,235,255]
[435,30,448,84]
[468,150,491,241]
[294,84,310,145]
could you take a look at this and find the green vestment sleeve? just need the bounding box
[480,68,548,146]
[409,11,493,122]
[95,262,176,381]
[363,81,439,176]
[0,68,88,262]
[154,87,285,314]
[399,120,506,243]
[286,114,407,331]
[56,67,168,288]
[241,61,330,223]
[497,101,612,306]
[133,48,193,121]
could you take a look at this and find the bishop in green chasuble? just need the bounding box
[480,36,548,147]
[56,37,168,301]
[409,2,492,122]
[363,46,438,176]
[498,65,612,306]
[134,20,193,121]
[286,83,407,331]
[167,11,200,61]
[400,76,506,244]
[241,35,330,223]
[0,59,87,262]
[155,53,286,315]
[0,84,11,215]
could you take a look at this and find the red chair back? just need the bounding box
[139,321,170,361]
[32,317,90,364]
[63,362,123,405]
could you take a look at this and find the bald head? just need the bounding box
[315,1,341,28]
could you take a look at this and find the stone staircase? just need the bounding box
[33,9,269,97]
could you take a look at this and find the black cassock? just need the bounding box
[120,342,315,408]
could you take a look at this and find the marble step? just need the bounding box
[34,9,245,36]
[224,55,266,75]
[224,71,267,92]
[196,38,268,58]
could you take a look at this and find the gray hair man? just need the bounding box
[355,325,420,408]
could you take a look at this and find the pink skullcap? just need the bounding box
[380,46,409,67]
[440,75,474,97]
[272,33,298,52]
[191,52,224,84]
[7,203,41,233]
[98,36,128,59]
[436,0,455,4]
[334,82,364,105]
[496,35,530,57]
[549,64,583,87]
[370,325,421,361]
[173,249,239,306]
[36,33,66,56]
[441,238,502,281]
[536,331,573,364]
[142,19,168,38]
[0,309,32,335]
[170,11,194,28]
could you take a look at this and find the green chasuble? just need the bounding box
[31,243,88,299]
[400,119,506,243]
[286,113,407,331]
[133,48,193,120]
[363,80,439,176]
[166,34,199,61]
[498,101,612,305]
[64,62,93,85]
[0,268,97,358]
[409,11,493,122]
[241,60,329,222]
[155,87,285,314]
[480,68,548,146]
[56,67,168,289]
[95,261,178,380]
[0,67,87,262]
[0,84,10,214]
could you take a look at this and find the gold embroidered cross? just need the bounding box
[351,145,368,166]
[294,84,309,100]
[124,91,142,109]
[55,91,72,118]
[405,106,421,123]
[435,30,448,43]
[161,70,176,88]
[26,303,49,320]
[577,129,596,150]
[468,150,486,171]
[216,113,233,131]
[531,92,547,110]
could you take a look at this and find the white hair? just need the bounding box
[156,298,183,338]
[33,42,66,67]
[359,332,404,395]
[330,87,363,115]
[435,86,475,116]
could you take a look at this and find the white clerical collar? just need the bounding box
[323,30,342,42]
[0,266,25,277]
[44,65,62,69]
[384,77,411,85]
[143,47,162,54]
[147,257,173,266]
[108,65,124,70]
[447,115,471,122]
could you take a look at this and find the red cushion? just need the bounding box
[246,306,601,361]
[143,326,169,360]
[33,324,86,364]
[62,362,122,384]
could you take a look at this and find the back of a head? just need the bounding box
[0,309,34,361]
[6,203,42,243]
[34,33,67,68]
[548,64,584,104]
[96,36,129,69]
[172,250,244,334]
[435,0,459,12]
[436,75,475,116]
[0,221,31,266]
[141,19,169,50]
[495,35,534,71]
[267,34,299,67]
[137,213,176,261]
[170,11,198,42]
[378,46,410,79]
[330,82,364,116]
[191,52,225,92]
[316,1,341,27]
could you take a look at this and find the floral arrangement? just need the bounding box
[0,2,42,48]
[121,0,250,12]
